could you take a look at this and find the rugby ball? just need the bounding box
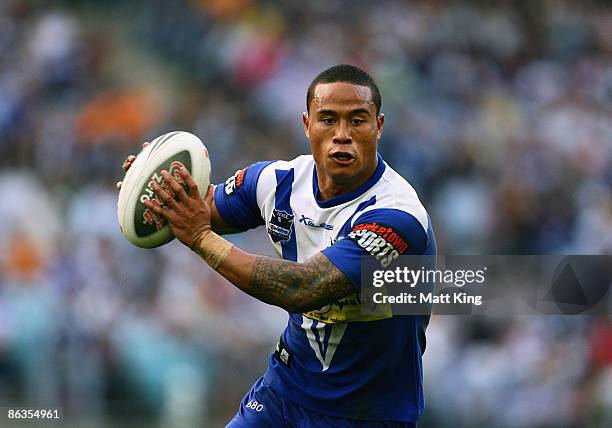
[117,131,211,248]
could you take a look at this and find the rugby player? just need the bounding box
[121,65,436,427]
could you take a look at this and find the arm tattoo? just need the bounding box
[249,253,354,313]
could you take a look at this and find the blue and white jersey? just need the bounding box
[214,154,436,422]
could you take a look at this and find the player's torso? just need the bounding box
[259,155,349,261]
[257,155,430,421]
[258,155,398,324]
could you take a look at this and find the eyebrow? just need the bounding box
[316,108,372,116]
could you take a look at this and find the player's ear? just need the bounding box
[376,113,384,140]
[302,112,310,138]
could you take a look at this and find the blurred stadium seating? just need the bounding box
[0,0,610,426]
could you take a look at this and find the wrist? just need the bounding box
[190,229,233,270]
[189,228,212,251]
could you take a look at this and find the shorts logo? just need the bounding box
[347,222,409,268]
[224,167,247,195]
[246,400,264,412]
[279,348,290,365]
[268,209,294,243]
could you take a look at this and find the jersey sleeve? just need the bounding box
[213,161,275,231]
[322,208,433,291]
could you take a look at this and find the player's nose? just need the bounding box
[333,121,351,144]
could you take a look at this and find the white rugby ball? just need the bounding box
[117,131,211,248]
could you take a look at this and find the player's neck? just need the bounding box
[316,163,378,202]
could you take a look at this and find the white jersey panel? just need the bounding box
[254,155,429,263]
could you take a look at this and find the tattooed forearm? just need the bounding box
[248,253,354,312]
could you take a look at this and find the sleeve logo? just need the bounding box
[347,222,409,267]
[224,167,247,195]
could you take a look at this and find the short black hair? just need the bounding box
[306,64,382,115]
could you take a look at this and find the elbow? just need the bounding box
[281,301,312,313]
[282,303,304,313]
[270,275,328,313]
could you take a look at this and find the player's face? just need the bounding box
[303,82,384,195]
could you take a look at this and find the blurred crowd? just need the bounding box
[0,0,610,427]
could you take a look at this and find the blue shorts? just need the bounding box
[226,377,417,428]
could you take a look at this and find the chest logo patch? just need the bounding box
[268,209,294,243]
[348,222,409,267]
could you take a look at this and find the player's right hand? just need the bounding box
[116,142,150,190]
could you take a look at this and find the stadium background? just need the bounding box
[0,0,610,426]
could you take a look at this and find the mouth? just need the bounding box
[330,151,355,165]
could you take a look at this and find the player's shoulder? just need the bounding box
[230,155,308,187]
[255,154,313,183]
[268,154,313,172]
[348,159,435,256]
[367,160,429,233]
[255,154,312,173]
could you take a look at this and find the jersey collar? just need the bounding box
[312,153,386,209]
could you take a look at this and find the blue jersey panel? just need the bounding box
[214,161,275,231]
[274,168,298,262]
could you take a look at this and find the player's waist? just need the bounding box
[266,335,424,422]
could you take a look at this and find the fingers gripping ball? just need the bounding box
[117,131,211,248]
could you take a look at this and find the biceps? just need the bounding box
[209,186,242,235]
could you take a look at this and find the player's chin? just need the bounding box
[326,160,361,182]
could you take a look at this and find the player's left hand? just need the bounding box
[143,166,213,248]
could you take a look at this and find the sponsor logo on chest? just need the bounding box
[348,222,409,267]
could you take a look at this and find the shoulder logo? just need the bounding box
[224,167,247,195]
[347,222,409,268]
[268,209,294,243]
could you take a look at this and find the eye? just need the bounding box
[351,118,365,126]
[321,118,335,125]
